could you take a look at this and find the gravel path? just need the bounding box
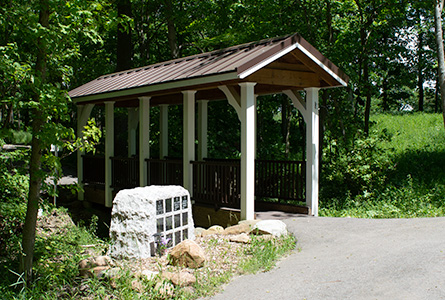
[208,217,445,300]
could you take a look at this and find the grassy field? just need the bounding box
[320,113,445,218]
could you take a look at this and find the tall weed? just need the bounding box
[321,113,445,218]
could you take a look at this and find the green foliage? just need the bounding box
[0,144,29,261]
[0,207,104,299]
[0,129,32,145]
[321,176,445,218]
[321,129,394,201]
[321,113,445,218]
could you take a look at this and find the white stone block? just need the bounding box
[110,185,195,259]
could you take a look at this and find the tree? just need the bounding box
[0,0,104,284]
[116,0,133,71]
[434,0,445,129]
[19,0,50,283]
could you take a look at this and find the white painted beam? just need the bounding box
[160,104,169,159]
[105,102,115,207]
[198,100,208,161]
[183,91,196,195]
[127,108,139,157]
[239,82,257,220]
[77,104,94,201]
[305,87,320,216]
[139,97,151,186]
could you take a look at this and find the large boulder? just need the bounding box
[169,239,206,268]
[222,223,252,235]
[253,220,288,237]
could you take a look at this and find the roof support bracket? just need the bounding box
[218,85,241,120]
[283,89,308,122]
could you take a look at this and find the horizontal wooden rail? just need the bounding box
[192,159,305,208]
[255,159,305,202]
[146,158,183,186]
[192,160,241,209]
[83,156,304,208]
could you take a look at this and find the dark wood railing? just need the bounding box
[82,155,105,186]
[111,156,139,189]
[192,159,304,208]
[255,159,305,202]
[84,156,304,208]
[192,160,241,209]
[146,158,183,186]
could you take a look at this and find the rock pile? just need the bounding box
[78,219,290,294]
[78,255,114,278]
[195,219,288,239]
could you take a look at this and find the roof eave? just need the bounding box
[71,71,239,103]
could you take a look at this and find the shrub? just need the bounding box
[320,113,445,218]
[0,129,32,145]
[0,141,29,260]
[321,129,394,203]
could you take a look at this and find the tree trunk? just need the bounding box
[436,72,440,113]
[284,101,291,159]
[360,25,372,134]
[164,0,179,59]
[382,76,389,111]
[116,0,132,72]
[326,0,333,44]
[434,0,445,129]
[363,56,372,134]
[418,68,424,111]
[318,91,329,177]
[418,10,425,112]
[19,0,49,285]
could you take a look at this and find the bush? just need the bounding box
[320,113,445,218]
[0,129,32,145]
[0,141,29,260]
[321,129,394,203]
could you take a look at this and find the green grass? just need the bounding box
[372,113,445,154]
[0,205,296,299]
[320,113,445,218]
[240,234,296,273]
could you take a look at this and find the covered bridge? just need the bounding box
[69,33,348,219]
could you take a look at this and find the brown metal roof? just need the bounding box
[69,33,349,105]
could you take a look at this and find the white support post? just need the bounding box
[128,108,139,157]
[239,82,256,220]
[159,104,169,159]
[183,91,196,195]
[198,100,208,161]
[105,102,115,207]
[77,104,94,201]
[305,87,320,216]
[139,97,151,187]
